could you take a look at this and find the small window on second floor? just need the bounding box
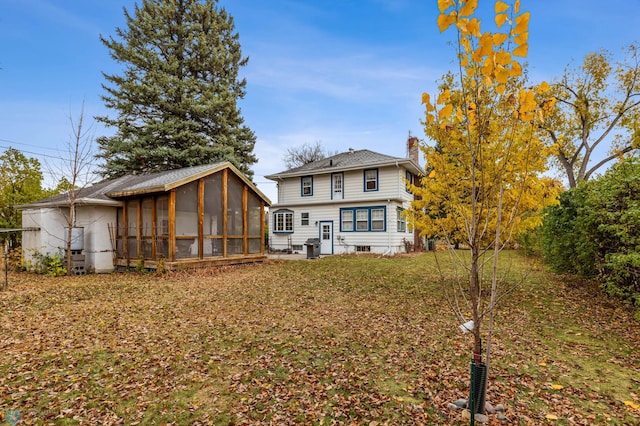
[364,169,378,192]
[405,170,413,193]
[301,176,313,196]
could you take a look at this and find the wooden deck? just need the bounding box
[114,254,267,271]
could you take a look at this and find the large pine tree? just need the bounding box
[96,0,257,179]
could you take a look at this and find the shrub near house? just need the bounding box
[543,157,640,314]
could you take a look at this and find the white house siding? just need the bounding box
[274,166,412,206]
[269,167,413,254]
[332,200,413,255]
[269,204,336,253]
[22,205,117,273]
[269,200,414,255]
[267,152,421,257]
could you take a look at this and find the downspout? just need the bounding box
[383,161,403,256]
[383,198,392,256]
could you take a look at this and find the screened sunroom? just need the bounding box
[109,163,270,270]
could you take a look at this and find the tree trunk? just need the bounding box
[470,245,482,358]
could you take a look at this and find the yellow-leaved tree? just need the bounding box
[407,0,558,417]
[540,45,640,188]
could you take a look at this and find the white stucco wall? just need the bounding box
[22,205,117,273]
[76,206,118,273]
[22,208,68,261]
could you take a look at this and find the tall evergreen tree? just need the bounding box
[96,0,257,179]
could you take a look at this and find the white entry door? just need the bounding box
[319,221,333,255]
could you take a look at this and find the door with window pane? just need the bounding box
[319,221,333,255]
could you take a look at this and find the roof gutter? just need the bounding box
[265,159,423,181]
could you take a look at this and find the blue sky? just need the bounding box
[1,0,639,202]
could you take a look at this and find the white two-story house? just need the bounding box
[265,138,424,256]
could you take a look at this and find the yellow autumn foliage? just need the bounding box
[492,33,508,46]
[412,0,558,245]
[513,43,528,57]
[438,103,454,120]
[512,11,530,34]
[495,1,509,13]
[495,65,510,84]
[437,89,451,104]
[494,49,512,66]
[438,11,457,33]
[510,60,522,76]
[495,13,508,28]
[536,81,551,94]
[514,32,528,45]
[459,0,478,17]
[438,0,455,13]
[458,17,482,37]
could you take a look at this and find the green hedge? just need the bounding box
[542,158,640,312]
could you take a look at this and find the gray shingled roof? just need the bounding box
[18,162,271,209]
[106,163,224,196]
[265,149,422,179]
[19,175,137,208]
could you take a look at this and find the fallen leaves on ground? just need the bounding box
[0,253,638,425]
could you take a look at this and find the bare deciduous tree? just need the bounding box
[50,100,97,275]
[282,141,337,169]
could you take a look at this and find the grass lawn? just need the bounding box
[0,252,639,425]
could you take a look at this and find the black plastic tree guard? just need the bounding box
[468,359,488,424]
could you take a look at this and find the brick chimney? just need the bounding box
[407,135,419,166]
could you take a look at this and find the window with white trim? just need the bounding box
[397,207,406,232]
[273,209,293,233]
[405,170,413,193]
[371,208,385,230]
[301,212,310,226]
[364,169,378,191]
[301,176,313,196]
[356,209,368,231]
[341,210,354,231]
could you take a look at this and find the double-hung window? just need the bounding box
[405,171,413,193]
[301,212,310,226]
[273,209,293,233]
[356,209,369,231]
[364,169,378,191]
[301,176,313,196]
[371,208,385,230]
[397,207,407,232]
[341,210,354,231]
